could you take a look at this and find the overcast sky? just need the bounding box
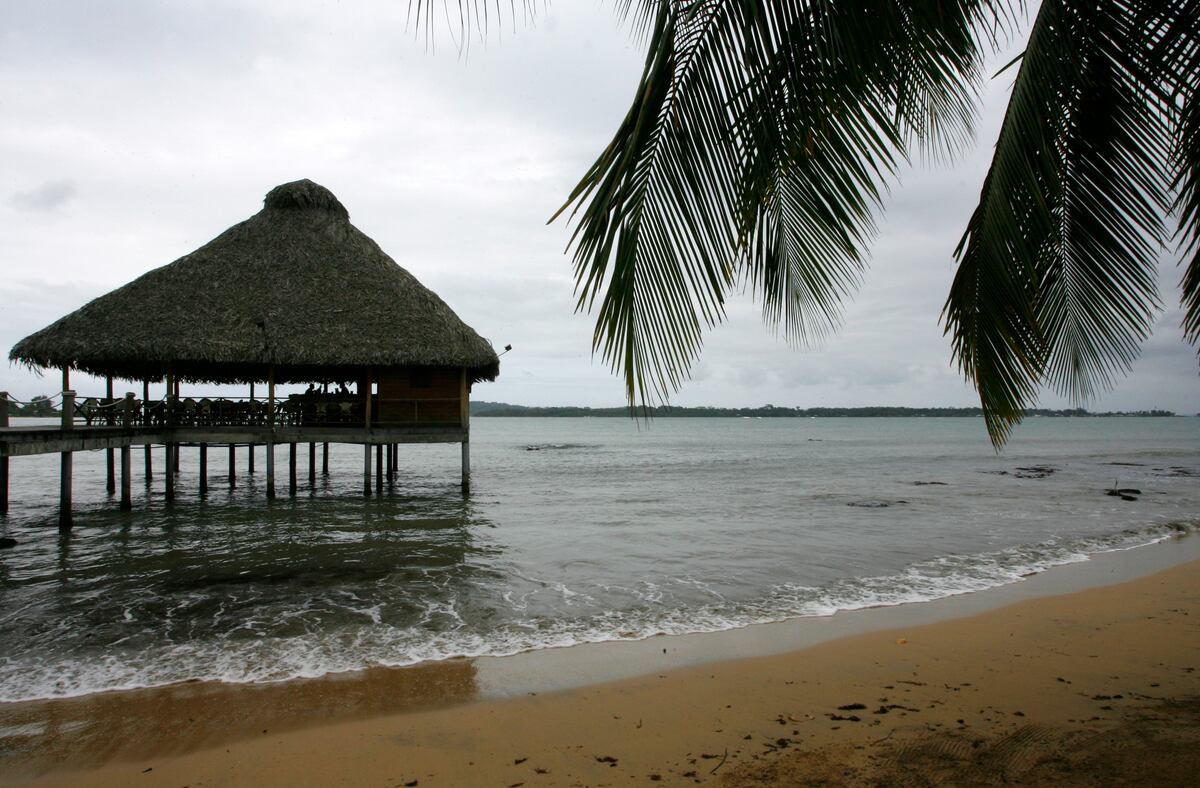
[1,1,1196,414]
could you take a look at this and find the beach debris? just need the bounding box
[828,714,862,722]
[534,768,548,774]
[837,703,867,710]
[896,638,908,645]
[142,767,153,773]
[709,749,730,774]
[404,781,418,787]
[649,774,662,781]
[594,755,618,766]
[0,537,17,549]
[513,757,527,765]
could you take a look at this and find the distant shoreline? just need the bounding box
[471,401,1181,418]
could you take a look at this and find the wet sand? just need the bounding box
[3,539,1199,786]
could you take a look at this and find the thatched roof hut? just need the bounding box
[9,180,500,385]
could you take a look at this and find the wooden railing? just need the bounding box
[63,394,463,428]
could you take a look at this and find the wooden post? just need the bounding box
[228,443,236,489]
[120,393,133,511]
[173,377,182,475]
[199,444,208,497]
[460,368,470,494]
[105,376,115,494]
[385,442,392,482]
[266,368,276,499]
[363,369,372,497]
[289,442,297,497]
[375,443,383,493]
[308,442,316,488]
[248,381,256,475]
[143,380,151,484]
[60,389,74,529]
[322,442,329,476]
[164,371,174,501]
[0,391,9,515]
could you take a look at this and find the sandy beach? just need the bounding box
[1,536,1197,787]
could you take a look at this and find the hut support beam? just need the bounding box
[289,443,297,497]
[460,369,470,495]
[322,443,329,476]
[59,389,74,529]
[105,376,115,494]
[143,381,151,485]
[375,444,383,493]
[363,369,372,497]
[120,393,134,511]
[0,391,8,515]
[461,439,470,495]
[228,444,236,489]
[165,369,175,501]
[248,382,256,475]
[266,370,275,499]
[199,444,208,497]
[308,442,316,489]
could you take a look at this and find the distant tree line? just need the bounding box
[4,395,59,417]
[471,402,1179,418]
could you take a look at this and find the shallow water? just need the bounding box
[0,416,1197,702]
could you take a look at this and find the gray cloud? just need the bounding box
[9,179,76,212]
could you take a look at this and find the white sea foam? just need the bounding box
[0,520,1192,704]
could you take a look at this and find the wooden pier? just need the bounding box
[0,384,471,528]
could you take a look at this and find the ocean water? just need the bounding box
[0,416,1197,703]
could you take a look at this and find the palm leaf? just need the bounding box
[945,0,1176,445]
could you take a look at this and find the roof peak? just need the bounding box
[263,179,348,219]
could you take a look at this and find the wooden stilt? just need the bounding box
[248,382,256,474]
[375,443,383,493]
[289,442,297,497]
[105,376,115,494]
[199,444,208,497]
[229,444,236,488]
[308,442,316,488]
[266,443,275,498]
[173,378,182,476]
[60,388,74,528]
[322,442,329,476]
[120,393,134,511]
[266,369,275,499]
[460,368,470,494]
[143,380,152,484]
[461,438,470,494]
[363,369,373,497]
[385,442,393,482]
[165,369,175,501]
[0,391,9,515]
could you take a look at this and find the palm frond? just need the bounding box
[560,0,1013,405]
[945,0,1174,445]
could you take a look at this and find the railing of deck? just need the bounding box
[62,394,463,428]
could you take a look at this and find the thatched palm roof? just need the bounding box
[10,180,500,385]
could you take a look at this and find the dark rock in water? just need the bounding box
[1106,488,1142,497]
[1104,462,1146,467]
[1014,465,1057,479]
[1157,466,1198,478]
[912,481,948,486]
[1119,494,1138,502]
[847,500,908,508]
[0,537,16,549]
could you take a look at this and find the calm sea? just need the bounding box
[0,416,1197,702]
